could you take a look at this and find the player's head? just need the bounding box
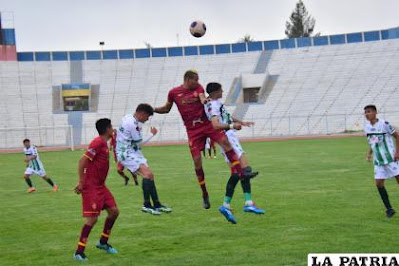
[23,139,30,148]
[96,118,113,138]
[364,105,377,121]
[206,82,223,99]
[135,103,154,123]
[183,70,199,89]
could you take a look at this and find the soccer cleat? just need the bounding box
[243,171,259,179]
[386,208,396,218]
[244,204,265,214]
[27,187,36,193]
[141,206,161,215]
[124,177,129,186]
[219,205,237,224]
[202,195,211,209]
[73,252,88,261]
[96,242,118,254]
[52,184,59,192]
[155,205,173,213]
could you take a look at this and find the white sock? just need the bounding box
[245,200,253,206]
[223,203,231,209]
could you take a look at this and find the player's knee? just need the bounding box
[86,217,98,226]
[376,181,384,188]
[143,172,154,180]
[220,139,232,150]
[110,208,119,219]
[23,175,29,179]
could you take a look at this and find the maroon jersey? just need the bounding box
[167,84,210,130]
[83,136,110,189]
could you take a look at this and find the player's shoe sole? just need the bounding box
[52,185,58,192]
[27,187,36,193]
[386,208,396,218]
[155,205,173,213]
[243,171,259,179]
[73,252,88,261]
[141,206,161,215]
[244,204,265,214]
[203,195,211,209]
[219,205,237,224]
[96,242,118,254]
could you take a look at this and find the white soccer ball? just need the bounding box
[190,20,206,38]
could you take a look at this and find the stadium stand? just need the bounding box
[0,25,398,149]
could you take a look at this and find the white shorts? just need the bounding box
[24,167,46,177]
[221,130,244,163]
[374,161,399,179]
[205,138,211,150]
[118,150,148,174]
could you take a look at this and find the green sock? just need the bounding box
[244,193,252,202]
[224,196,232,204]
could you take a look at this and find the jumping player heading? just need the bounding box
[154,70,257,209]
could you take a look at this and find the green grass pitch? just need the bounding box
[1,137,398,265]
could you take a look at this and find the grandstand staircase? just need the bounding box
[224,76,242,106]
[253,50,273,74]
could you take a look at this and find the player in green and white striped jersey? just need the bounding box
[364,105,399,218]
[205,82,264,224]
[23,139,58,193]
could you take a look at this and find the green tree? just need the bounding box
[285,0,316,38]
[239,34,254,43]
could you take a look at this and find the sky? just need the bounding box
[0,0,398,52]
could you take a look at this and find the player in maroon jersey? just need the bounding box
[110,129,139,186]
[154,70,257,209]
[73,119,119,262]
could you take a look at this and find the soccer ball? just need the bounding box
[190,20,206,38]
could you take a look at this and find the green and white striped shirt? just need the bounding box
[364,119,396,166]
[205,99,232,125]
[23,145,44,171]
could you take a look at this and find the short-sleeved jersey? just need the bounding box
[364,119,397,166]
[204,99,232,125]
[167,85,210,130]
[83,136,110,188]
[116,114,143,153]
[23,145,44,171]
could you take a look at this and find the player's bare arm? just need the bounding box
[24,154,37,163]
[232,116,254,127]
[393,131,399,161]
[138,127,158,146]
[211,116,242,131]
[75,156,89,194]
[199,93,208,105]
[154,101,173,114]
[366,148,373,162]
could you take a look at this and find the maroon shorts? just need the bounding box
[82,187,117,217]
[117,162,124,172]
[187,123,225,157]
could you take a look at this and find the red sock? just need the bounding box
[195,168,208,197]
[100,217,116,244]
[76,224,93,254]
[225,150,243,177]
